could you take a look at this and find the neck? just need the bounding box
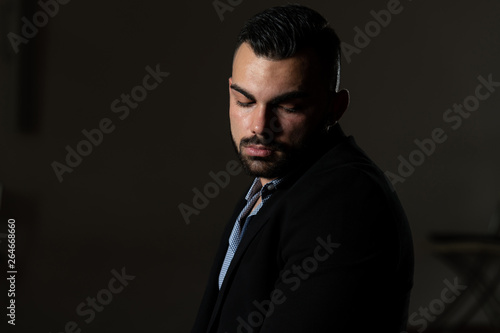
[259,177,276,187]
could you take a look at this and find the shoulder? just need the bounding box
[288,136,395,208]
[274,136,408,260]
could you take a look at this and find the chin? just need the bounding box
[244,158,286,179]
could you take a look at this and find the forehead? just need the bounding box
[232,43,322,96]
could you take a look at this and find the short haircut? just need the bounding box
[235,4,342,91]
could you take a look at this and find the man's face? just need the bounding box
[229,43,333,181]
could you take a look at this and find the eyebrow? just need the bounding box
[230,83,309,105]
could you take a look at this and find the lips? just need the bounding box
[243,145,273,157]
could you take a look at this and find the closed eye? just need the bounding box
[237,101,300,113]
[236,100,254,107]
[279,105,298,113]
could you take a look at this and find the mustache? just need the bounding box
[240,135,286,151]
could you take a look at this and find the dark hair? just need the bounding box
[235,4,341,91]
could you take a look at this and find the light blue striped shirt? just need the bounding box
[218,177,283,289]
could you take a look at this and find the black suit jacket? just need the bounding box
[192,125,414,332]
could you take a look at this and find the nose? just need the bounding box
[250,104,272,136]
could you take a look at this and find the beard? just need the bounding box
[232,135,293,179]
[231,121,330,179]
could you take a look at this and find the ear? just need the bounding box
[328,89,350,124]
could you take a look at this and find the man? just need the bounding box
[192,4,413,332]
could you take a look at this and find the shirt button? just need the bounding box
[267,184,275,191]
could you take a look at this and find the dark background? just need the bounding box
[1,0,500,332]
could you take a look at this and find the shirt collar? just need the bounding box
[245,177,282,201]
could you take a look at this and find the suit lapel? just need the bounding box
[206,185,289,332]
[200,194,246,333]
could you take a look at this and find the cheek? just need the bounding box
[295,110,326,137]
[229,105,244,140]
[279,116,309,144]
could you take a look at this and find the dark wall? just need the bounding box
[1,0,499,331]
